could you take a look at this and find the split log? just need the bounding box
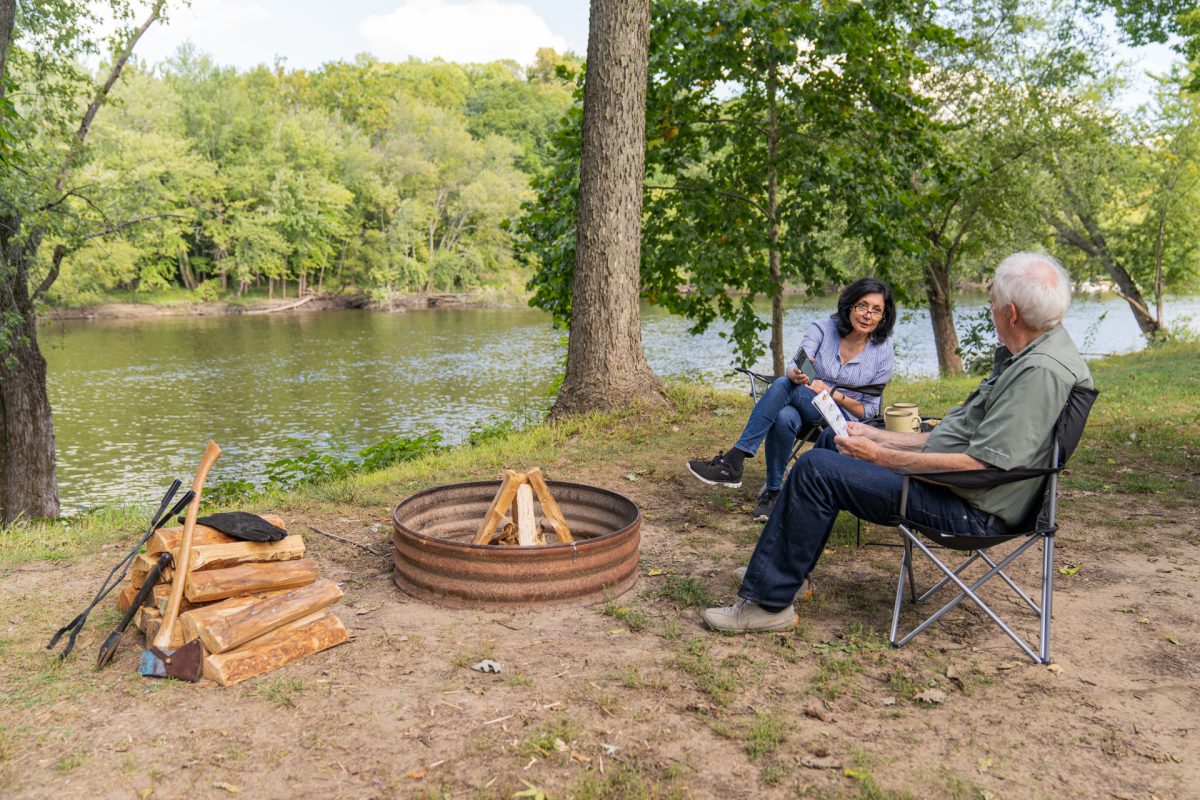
[186,535,305,572]
[527,468,573,543]
[473,470,525,544]
[202,610,348,686]
[131,552,174,588]
[197,579,342,654]
[184,558,321,603]
[514,483,539,546]
[118,581,171,612]
[179,588,292,644]
[147,514,286,555]
[138,607,186,648]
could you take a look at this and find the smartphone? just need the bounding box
[793,347,818,381]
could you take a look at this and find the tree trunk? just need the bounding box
[925,256,963,375]
[766,64,783,376]
[551,0,664,417]
[0,0,15,97]
[0,222,60,521]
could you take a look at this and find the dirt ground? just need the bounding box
[2,455,1198,799]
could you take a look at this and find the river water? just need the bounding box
[40,294,1200,511]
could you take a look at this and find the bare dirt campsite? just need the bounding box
[2,346,1199,800]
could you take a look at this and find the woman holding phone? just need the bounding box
[687,277,896,520]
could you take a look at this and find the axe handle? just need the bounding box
[153,440,221,650]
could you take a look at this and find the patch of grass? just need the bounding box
[760,762,790,787]
[518,717,578,759]
[675,638,740,706]
[0,505,146,568]
[600,601,648,632]
[253,677,306,709]
[570,762,690,800]
[55,749,85,773]
[745,711,787,760]
[656,576,716,608]
[450,645,496,668]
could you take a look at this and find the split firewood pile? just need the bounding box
[116,514,348,686]
[472,468,573,546]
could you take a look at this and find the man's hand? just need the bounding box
[845,421,885,441]
[834,430,882,463]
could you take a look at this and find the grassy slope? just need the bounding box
[4,340,1197,566]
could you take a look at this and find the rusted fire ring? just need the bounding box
[392,479,641,610]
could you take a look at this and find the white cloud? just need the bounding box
[360,0,569,65]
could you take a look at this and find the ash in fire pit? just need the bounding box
[391,476,641,610]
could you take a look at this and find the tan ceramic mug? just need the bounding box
[884,403,920,433]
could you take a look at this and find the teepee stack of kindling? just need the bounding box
[116,515,348,686]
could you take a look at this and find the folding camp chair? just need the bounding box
[887,385,1099,663]
[733,367,887,467]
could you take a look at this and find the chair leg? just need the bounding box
[889,533,912,646]
[904,536,917,604]
[891,529,1042,663]
[1041,534,1055,664]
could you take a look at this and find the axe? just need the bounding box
[139,440,221,681]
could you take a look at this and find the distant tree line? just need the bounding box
[44,46,581,305]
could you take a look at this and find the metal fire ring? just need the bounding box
[392,479,641,610]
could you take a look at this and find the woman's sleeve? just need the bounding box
[798,321,824,363]
[862,344,895,420]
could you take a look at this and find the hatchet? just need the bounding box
[139,440,221,681]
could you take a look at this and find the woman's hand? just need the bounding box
[808,379,833,395]
[787,366,809,385]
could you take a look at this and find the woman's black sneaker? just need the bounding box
[752,489,780,522]
[686,452,743,488]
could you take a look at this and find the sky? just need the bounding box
[129,0,590,70]
[116,0,1178,110]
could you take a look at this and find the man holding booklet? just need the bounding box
[703,252,1095,633]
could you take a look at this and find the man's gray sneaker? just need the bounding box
[702,599,797,633]
[752,489,780,522]
[731,566,814,603]
[686,451,743,488]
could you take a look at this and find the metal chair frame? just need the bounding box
[886,386,1098,664]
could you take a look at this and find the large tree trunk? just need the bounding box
[0,0,15,95]
[0,224,60,521]
[551,0,664,416]
[925,256,963,376]
[766,63,784,376]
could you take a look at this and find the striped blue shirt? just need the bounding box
[791,317,894,420]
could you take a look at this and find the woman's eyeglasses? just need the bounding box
[853,302,885,319]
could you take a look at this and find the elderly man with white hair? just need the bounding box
[705,252,1096,633]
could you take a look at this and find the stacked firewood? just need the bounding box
[115,515,348,686]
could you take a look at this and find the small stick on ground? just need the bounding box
[309,526,385,558]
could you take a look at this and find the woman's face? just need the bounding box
[849,291,886,336]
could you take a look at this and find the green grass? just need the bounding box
[517,717,579,759]
[600,601,649,632]
[252,677,306,709]
[675,638,740,706]
[655,575,716,607]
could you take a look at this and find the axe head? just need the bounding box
[138,640,204,682]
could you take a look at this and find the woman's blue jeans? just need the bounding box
[734,376,825,492]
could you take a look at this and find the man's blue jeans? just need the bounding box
[738,430,992,609]
[734,376,830,492]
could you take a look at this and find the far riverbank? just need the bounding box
[39,289,522,322]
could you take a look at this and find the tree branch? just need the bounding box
[54,1,164,193]
[644,183,768,218]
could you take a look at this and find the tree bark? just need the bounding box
[766,63,784,376]
[551,0,664,416]
[0,0,15,98]
[1,223,60,520]
[924,256,963,375]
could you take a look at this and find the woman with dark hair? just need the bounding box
[687,277,896,520]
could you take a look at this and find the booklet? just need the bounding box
[812,390,848,437]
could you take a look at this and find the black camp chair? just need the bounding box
[886,385,1099,664]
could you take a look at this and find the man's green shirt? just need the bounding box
[923,325,1094,525]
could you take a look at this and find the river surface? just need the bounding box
[41,294,1200,511]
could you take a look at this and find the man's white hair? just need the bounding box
[992,252,1072,331]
